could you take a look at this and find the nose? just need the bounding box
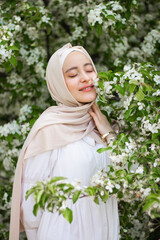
[80,71,90,82]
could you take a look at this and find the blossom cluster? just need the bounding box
[141,29,160,58]
[0,120,21,137]
[88,1,125,28]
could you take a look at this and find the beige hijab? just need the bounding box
[9,43,103,240]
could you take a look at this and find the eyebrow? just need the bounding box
[65,63,92,73]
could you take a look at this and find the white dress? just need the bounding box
[21,136,119,240]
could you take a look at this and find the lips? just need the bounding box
[79,84,94,91]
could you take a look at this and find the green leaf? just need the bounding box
[129,84,136,93]
[97,24,102,36]
[8,45,19,51]
[72,191,81,204]
[62,208,73,223]
[9,55,17,67]
[129,79,139,85]
[34,190,44,203]
[47,184,55,194]
[124,109,132,119]
[85,187,96,196]
[100,191,109,203]
[40,193,49,208]
[135,88,145,101]
[98,72,109,79]
[3,62,12,72]
[26,187,37,200]
[128,162,132,171]
[97,147,112,153]
[141,146,147,154]
[126,174,133,183]
[152,133,159,140]
[143,199,157,212]
[115,85,125,96]
[94,196,99,204]
[33,203,40,216]
[107,15,116,21]
[144,96,153,101]
[50,176,66,184]
[142,82,153,91]
[7,135,13,143]
[118,191,123,199]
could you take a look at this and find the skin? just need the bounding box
[63,51,115,141]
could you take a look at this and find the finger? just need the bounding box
[88,109,99,123]
[91,103,101,117]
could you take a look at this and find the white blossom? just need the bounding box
[135,166,144,174]
[153,89,160,96]
[141,29,160,57]
[0,120,21,137]
[59,200,68,211]
[153,74,160,85]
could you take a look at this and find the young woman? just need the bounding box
[9,43,119,240]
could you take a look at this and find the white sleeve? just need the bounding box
[21,150,57,239]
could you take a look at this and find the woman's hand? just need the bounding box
[88,103,113,136]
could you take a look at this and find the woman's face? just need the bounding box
[63,51,97,103]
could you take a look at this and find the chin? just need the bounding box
[75,91,97,104]
[79,96,97,104]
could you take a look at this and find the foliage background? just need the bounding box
[0,0,159,239]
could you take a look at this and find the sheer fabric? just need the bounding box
[21,137,119,240]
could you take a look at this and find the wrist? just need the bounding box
[101,127,113,136]
[101,130,116,141]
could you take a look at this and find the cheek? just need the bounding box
[65,80,76,93]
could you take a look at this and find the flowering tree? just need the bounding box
[0,0,159,239]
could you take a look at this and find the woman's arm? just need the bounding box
[21,150,54,239]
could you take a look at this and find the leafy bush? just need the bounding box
[0,0,159,239]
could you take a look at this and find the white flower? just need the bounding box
[138,102,145,110]
[69,26,87,41]
[35,62,45,78]
[115,184,120,189]
[153,89,160,96]
[153,74,160,85]
[105,180,114,193]
[124,64,132,71]
[155,177,160,183]
[140,188,151,198]
[141,29,160,57]
[136,166,144,174]
[100,190,104,196]
[59,200,68,211]
[141,117,160,134]
[0,120,21,137]
[7,72,23,85]
[41,16,50,23]
[88,8,103,26]
[14,16,21,22]
[111,37,129,58]
[26,27,38,40]
[150,144,155,151]
[19,104,32,122]
[21,122,30,136]
[137,117,141,121]
[103,81,112,94]
[71,180,82,191]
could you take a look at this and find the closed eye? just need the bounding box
[69,75,77,78]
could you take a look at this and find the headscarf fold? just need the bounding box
[9,43,103,240]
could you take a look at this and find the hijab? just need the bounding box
[9,43,103,240]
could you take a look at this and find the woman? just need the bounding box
[9,43,119,240]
